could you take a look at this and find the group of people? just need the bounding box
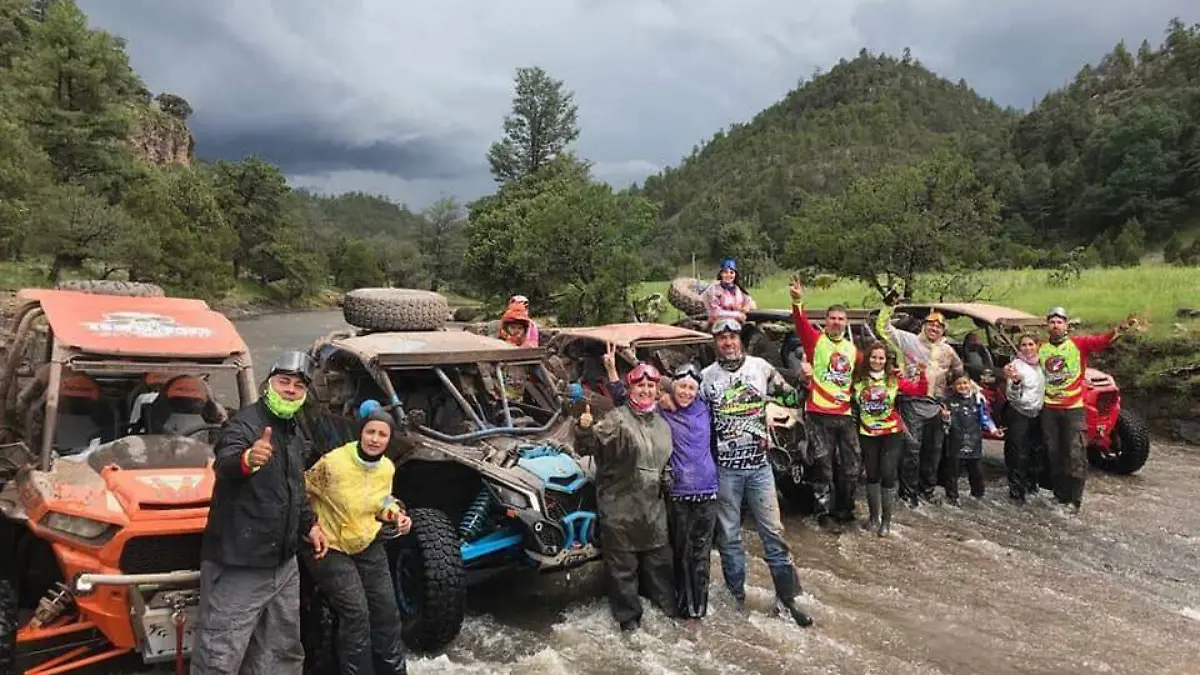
[576,258,1139,631]
[192,351,411,675]
[185,259,1140,669]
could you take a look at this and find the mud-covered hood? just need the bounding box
[8,435,215,522]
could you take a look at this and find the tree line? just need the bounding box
[0,0,469,304]
[5,1,1199,323]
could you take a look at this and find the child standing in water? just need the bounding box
[941,371,1003,504]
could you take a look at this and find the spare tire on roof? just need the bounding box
[55,280,166,297]
[342,288,448,332]
[667,277,709,317]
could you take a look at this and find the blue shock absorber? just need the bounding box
[458,487,493,540]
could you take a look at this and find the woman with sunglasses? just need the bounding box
[575,362,676,632]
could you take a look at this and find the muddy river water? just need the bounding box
[150,311,1200,674]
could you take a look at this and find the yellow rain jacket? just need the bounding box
[305,441,399,555]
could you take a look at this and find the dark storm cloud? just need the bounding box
[189,118,469,179]
[76,1,1200,206]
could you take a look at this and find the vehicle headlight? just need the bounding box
[40,512,117,544]
[485,480,532,510]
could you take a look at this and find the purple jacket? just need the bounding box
[661,399,719,498]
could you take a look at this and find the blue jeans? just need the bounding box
[715,464,793,599]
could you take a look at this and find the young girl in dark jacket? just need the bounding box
[852,342,926,536]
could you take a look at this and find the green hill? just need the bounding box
[637,50,1019,263]
[636,21,1200,273]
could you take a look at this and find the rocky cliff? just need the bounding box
[128,104,194,166]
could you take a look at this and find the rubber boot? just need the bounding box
[878,487,896,537]
[863,483,881,533]
[768,565,814,628]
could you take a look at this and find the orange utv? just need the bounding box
[0,288,257,674]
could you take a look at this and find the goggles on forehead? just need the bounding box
[626,362,662,385]
[672,362,702,383]
[711,318,742,335]
[924,312,946,327]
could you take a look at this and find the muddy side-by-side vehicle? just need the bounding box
[668,278,1152,478]
[0,286,256,674]
[297,288,604,663]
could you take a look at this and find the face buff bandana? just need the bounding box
[265,385,306,419]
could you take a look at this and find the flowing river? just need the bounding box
[133,310,1200,674]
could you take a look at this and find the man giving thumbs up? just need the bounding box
[193,351,327,675]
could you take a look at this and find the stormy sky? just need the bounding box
[78,0,1199,209]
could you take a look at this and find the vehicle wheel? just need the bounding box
[342,288,449,332]
[667,277,708,317]
[54,279,165,297]
[299,568,337,675]
[0,575,17,675]
[391,508,465,652]
[1089,408,1151,475]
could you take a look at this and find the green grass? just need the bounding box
[642,265,1200,335]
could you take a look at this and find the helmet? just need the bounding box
[719,257,737,272]
[268,351,315,385]
[711,318,742,335]
[1047,306,1069,321]
[626,362,662,385]
[357,399,382,420]
[672,362,702,384]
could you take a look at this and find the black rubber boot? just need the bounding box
[878,487,896,537]
[769,565,814,628]
[620,618,640,632]
[863,483,881,533]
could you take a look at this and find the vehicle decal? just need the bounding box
[82,312,214,339]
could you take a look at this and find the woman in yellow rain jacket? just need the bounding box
[304,403,411,674]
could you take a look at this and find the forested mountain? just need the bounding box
[636,20,1200,274]
[0,0,466,302]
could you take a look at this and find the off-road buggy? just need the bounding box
[0,286,257,674]
[296,288,600,660]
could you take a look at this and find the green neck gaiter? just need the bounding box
[264,386,306,419]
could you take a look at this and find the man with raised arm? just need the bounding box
[874,295,962,505]
[789,277,861,528]
[1039,307,1136,513]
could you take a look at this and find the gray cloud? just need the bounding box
[78,0,1199,207]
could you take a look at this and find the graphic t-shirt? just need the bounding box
[699,356,783,470]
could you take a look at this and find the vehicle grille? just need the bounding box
[544,483,598,522]
[119,534,203,574]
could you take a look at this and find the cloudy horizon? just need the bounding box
[78,1,1199,210]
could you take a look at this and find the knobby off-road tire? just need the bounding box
[667,277,709,317]
[0,575,17,675]
[391,508,465,652]
[54,279,165,297]
[342,288,448,332]
[1089,408,1151,475]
